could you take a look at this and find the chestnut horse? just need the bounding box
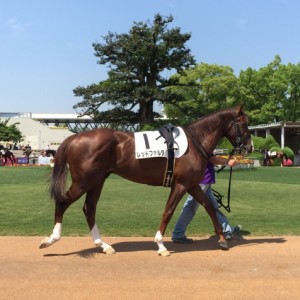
[40,106,252,256]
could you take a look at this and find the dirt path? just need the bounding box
[0,236,299,300]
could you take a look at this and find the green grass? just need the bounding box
[0,166,299,237]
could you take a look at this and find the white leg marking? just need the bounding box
[39,223,62,249]
[155,231,170,256]
[49,223,62,242]
[91,224,115,254]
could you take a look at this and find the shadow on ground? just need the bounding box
[43,235,287,258]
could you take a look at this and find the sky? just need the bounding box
[1,0,300,114]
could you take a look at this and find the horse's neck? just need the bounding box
[202,129,223,155]
[190,119,225,155]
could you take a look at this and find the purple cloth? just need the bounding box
[200,161,215,184]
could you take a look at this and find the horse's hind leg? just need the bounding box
[83,184,116,255]
[40,183,85,249]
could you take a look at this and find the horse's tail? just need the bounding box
[50,136,73,203]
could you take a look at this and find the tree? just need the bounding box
[238,55,300,125]
[0,119,23,143]
[283,62,300,122]
[164,63,239,124]
[164,56,300,126]
[73,14,195,128]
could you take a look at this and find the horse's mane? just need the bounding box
[184,107,239,138]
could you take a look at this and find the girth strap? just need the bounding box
[156,124,179,187]
[163,146,175,187]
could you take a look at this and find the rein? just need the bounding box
[183,127,211,161]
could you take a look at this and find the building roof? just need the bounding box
[249,121,300,130]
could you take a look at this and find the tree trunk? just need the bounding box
[140,100,154,125]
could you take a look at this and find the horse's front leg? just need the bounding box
[83,186,116,255]
[188,185,229,250]
[155,184,187,256]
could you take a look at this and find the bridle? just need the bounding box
[217,118,251,172]
[231,118,251,153]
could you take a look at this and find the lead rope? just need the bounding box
[214,149,235,212]
[212,166,232,212]
[213,119,245,212]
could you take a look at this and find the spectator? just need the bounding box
[282,154,293,167]
[38,151,49,165]
[172,156,242,244]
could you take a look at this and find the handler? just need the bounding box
[172,155,242,243]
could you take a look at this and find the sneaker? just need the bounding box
[172,236,194,244]
[232,225,242,236]
[225,225,242,240]
[225,234,232,241]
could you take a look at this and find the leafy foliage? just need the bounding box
[73,14,195,128]
[72,10,299,128]
[164,63,239,124]
[282,146,294,159]
[251,136,265,151]
[216,137,234,152]
[263,135,280,150]
[239,56,300,125]
[271,146,295,159]
[164,56,300,125]
[251,134,280,151]
[0,119,23,142]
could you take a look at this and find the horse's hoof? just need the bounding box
[103,246,116,255]
[158,250,171,257]
[218,239,229,250]
[39,237,50,249]
[39,236,60,249]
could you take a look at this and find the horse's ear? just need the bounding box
[236,104,244,115]
[236,104,246,122]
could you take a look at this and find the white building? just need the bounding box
[1,113,75,150]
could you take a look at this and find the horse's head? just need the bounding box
[225,105,253,154]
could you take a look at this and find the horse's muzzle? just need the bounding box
[245,144,253,154]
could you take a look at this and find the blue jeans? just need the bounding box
[172,184,233,239]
